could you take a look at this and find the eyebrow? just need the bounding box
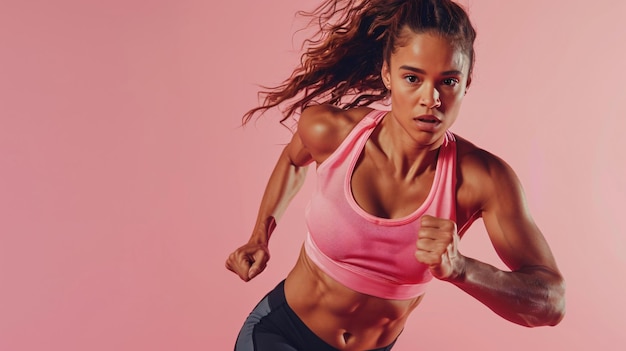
[398,65,463,76]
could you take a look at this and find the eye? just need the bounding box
[404,75,420,84]
[442,78,460,87]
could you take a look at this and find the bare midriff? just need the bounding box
[284,246,424,350]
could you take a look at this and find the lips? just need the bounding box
[413,114,442,132]
[414,114,441,124]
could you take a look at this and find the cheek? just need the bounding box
[391,89,409,107]
[442,91,464,108]
[392,86,418,104]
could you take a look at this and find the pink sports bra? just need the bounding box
[303,109,457,300]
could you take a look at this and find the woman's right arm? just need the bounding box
[225,130,312,281]
[225,105,343,281]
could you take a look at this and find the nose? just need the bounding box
[419,84,441,109]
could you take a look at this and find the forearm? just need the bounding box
[250,147,309,244]
[449,256,566,327]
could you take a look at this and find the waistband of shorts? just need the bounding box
[266,280,287,309]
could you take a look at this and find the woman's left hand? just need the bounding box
[415,215,465,280]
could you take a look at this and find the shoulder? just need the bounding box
[297,104,374,164]
[454,134,525,214]
[455,135,512,177]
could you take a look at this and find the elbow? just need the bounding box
[545,274,566,326]
[548,307,566,326]
[524,276,567,327]
[525,299,565,327]
[536,299,565,327]
[546,279,566,326]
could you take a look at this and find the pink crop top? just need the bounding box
[304,109,457,300]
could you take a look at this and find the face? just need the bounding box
[381,30,471,148]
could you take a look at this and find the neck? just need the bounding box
[374,113,444,180]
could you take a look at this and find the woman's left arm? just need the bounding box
[416,151,566,327]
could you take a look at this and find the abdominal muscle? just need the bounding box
[284,246,424,350]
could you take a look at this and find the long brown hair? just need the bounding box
[242,0,476,125]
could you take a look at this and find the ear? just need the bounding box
[465,76,472,94]
[381,61,391,90]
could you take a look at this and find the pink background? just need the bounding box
[1,0,625,350]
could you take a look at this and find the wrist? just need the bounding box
[251,216,277,245]
[445,253,468,283]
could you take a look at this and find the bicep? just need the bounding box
[284,130,314,167]
[479,158,559,273]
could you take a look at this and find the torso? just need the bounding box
[285,250,421,350]
[285,106,483,350]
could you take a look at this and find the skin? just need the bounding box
[226,30,565,350]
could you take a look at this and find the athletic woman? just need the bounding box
[226,1,566,350]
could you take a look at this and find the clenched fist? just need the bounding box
[415,215,465,280]
[225,242,270,282]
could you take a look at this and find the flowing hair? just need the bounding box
[242,0,476,125]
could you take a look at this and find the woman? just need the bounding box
[226,0,566,350]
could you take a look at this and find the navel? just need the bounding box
[342,332,353,344]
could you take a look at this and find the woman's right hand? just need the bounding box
[225,242,270,282]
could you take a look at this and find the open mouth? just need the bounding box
[415,115,441,123]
